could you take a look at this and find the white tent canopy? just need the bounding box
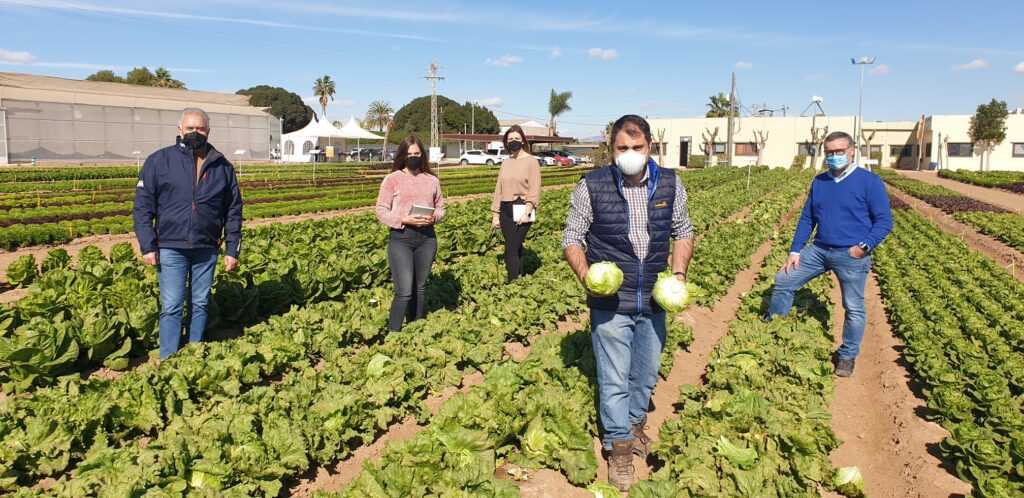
[338,117,383,140]
[279,115,383,162]
[279,115,347,162]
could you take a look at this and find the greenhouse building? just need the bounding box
[0,72,281,164]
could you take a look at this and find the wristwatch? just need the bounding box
[857,242,871,254]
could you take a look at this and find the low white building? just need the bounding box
[646,114,1024,172]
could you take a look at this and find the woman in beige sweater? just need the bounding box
[491,125,542,282]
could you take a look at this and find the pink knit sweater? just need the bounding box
[375,169,446,229]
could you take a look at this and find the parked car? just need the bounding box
[538,151,572,167]
[549,150,581,165]
[535,154,556,166]
[347,148,381,161]
[485,147,510,163]
[459,149,503,165]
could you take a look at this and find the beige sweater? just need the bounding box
[491,154,542,213]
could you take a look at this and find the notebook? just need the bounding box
[409,204,435,217]
[512,204,536,223]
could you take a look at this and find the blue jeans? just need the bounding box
[767,244,870,360]
[591,308,666,449]
[157,247,219,359]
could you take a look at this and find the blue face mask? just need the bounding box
[825,153,849,170]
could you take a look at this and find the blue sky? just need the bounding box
[1,0,1023,138]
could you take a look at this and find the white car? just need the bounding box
[459,149,504,165]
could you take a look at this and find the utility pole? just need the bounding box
[424,62,445,162]
[470,101,475,150]
[852,57,875,165]
[726,71,736,167]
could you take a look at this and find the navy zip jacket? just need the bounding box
[133,139,243,257]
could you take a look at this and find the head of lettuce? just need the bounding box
[585,262,624,297]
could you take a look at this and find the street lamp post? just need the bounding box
[851,56,875,167]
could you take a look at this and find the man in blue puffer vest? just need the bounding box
[133,108,243,360]
[563,115,695,491]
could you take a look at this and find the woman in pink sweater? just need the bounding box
[375,135,446,331]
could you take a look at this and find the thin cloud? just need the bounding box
[869,64,890,76]
[588,48,618,61]
[303,96,355,108]
[0,0,441,42]
[1015,62,1024,74]
[0,52,209,73]
[734,61,752,70]
[477,97,503,108]
[954,59,989,71]
[485,55,522,67]
[0,48,35,64]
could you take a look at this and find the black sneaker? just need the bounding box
[835,357,856,377]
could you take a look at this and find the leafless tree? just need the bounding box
[753,129,769,166]
[701,127,720,167]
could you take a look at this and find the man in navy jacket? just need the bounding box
[133,108,243,360]
[766,131,893,377]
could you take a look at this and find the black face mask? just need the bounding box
[507,140,523,153]
[406,156,423,171]
[181,131,208,151]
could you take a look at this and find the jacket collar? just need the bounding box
[609,158,661,200]
[174,137,224,165]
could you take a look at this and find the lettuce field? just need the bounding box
[1,165,1022,497]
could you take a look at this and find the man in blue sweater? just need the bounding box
[766,131,892,377]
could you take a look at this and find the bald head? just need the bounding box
[179,108,210,140]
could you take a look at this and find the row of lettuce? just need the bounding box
[0,168,588,251]
[938,169,1024,194]
[313,171,833,497]
[880,171,1024,252]
[0,191,577,493]
[0,162,371,187]
[0,187,576,392]
[873,206,1024,497]
[0,167,759,395]
[0,166,780,495]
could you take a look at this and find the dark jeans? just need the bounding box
[387,226,437,331]
[499,200,532,282]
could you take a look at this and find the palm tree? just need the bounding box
[705,92,734,118]
[548,89,573,136]
[153,67,184,89]
[365,101,395,160]
[365,101,394,132]
[313,75,336,120]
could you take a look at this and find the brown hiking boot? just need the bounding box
[606,439,636,491]
[631,422,652,459]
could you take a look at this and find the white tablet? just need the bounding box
[410,204,435,217]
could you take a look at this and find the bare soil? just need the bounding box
[896,170,1024,214]
[824,274,971,498]
[889,188,1024,283]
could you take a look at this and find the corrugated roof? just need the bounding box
[0,71,271,117]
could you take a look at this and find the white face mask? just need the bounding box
[615,150,647,176]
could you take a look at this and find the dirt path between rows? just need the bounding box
[824,274,971,498]
[889,188,1024,283]
[895,170,1024,214]
[515,195,806,495]
[0,186,574,294]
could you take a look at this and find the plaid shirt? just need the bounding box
[562,170,694,260]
